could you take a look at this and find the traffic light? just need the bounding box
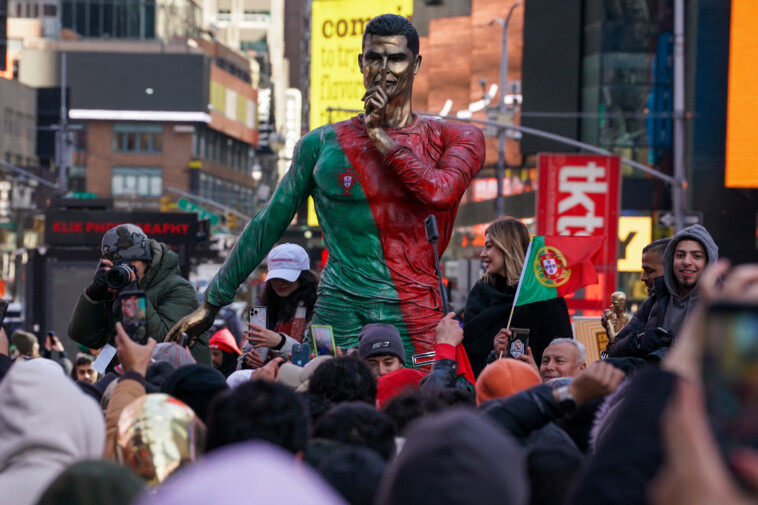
[227,212,237,231]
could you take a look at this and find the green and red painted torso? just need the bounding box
[205,114,485,357]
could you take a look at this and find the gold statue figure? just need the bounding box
[602,291,632,342]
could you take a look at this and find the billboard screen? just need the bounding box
[725,0,758,188]
[309,0,413,129]
[537,154,620,313]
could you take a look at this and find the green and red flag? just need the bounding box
[514,236,605,307]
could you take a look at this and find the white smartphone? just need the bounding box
[249,306,269,361]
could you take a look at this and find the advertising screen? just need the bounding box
[310,0,413,129]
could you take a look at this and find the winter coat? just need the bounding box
[104,372,146,460]
[0,359,105,505]
[68,240,208,364]
[463,275,573,377]
[566,369,676,505]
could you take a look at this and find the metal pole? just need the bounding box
[493,1,522,217]
[673,0,686,231]
[57,52,68,195]
[325,107,676,184]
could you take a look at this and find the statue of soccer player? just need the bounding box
[602,291,632,342]
[167,14,486,359]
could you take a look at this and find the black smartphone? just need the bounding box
[291,343,312,367]
[0,300,8,327]
[507,328,531,359]
[311,325,336,357]
[702,302,758,456]
[424,215,439,242]
[119,290,149,345]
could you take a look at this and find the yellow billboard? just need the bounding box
[310,0,413,129]
[725,0,758,188]
[617,216,652,273]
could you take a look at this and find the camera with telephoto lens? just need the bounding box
[105,262,135,290]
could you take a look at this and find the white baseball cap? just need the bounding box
[265,243,310,282]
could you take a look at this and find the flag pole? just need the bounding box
[500,240,533,359]
[507,240,533,329]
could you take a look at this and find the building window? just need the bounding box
[112,167,162,197]
[43,4,57,16]
[112,123,163,153]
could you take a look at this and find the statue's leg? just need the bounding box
[310,289,446,368]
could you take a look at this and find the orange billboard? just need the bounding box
[725,0,758,188]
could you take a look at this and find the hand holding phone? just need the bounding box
[507,328,530,359]
[291,343,312,367]
[114,321,156,376]
[311,325,336,357]
[702,302,758,455]
[249,306,269,361]
[119,290,149,345]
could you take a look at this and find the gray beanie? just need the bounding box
[358,324,405,364]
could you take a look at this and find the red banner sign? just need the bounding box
[536,154,620,313]
[44,211,198,247]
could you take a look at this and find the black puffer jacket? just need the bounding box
[463,275,573,377]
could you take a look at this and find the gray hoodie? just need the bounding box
[659,224,718,336]
[0,360,105,505]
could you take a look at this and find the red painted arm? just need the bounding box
[383,122,485,211]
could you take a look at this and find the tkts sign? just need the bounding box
[536,154,620,312]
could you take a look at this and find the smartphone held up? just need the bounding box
[311,325,337,357]
[507,328,530,359]
[702,302,758,455]
[119,290,148,345]
[249,306,269,361]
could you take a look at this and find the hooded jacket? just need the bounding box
[0,360,105,505]
[68,240,209,364]
[609,225,717,359]
[659,225,718,335]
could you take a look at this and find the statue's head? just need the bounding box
[359,14,421,99]
[610,291,627,310]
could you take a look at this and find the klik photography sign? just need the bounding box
[536,154,620,313]
[309,0,413,129]
[45,211,198,247]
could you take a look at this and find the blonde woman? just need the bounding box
[462,216,573,377]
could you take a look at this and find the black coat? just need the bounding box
[463,276,573,377]
[565,369,676,505]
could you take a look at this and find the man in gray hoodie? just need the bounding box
[609,224,718,360]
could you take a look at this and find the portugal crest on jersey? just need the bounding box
[338,167,355,196]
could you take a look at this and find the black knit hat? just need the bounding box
[358,324,405,365]
[160,364,228,423]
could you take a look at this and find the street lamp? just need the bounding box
[251,162,263,182]
[490,1,522,217]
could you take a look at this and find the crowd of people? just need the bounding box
[1,12,756,505]
[0,218,756,505]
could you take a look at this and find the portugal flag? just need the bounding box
[514,236,604,307]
